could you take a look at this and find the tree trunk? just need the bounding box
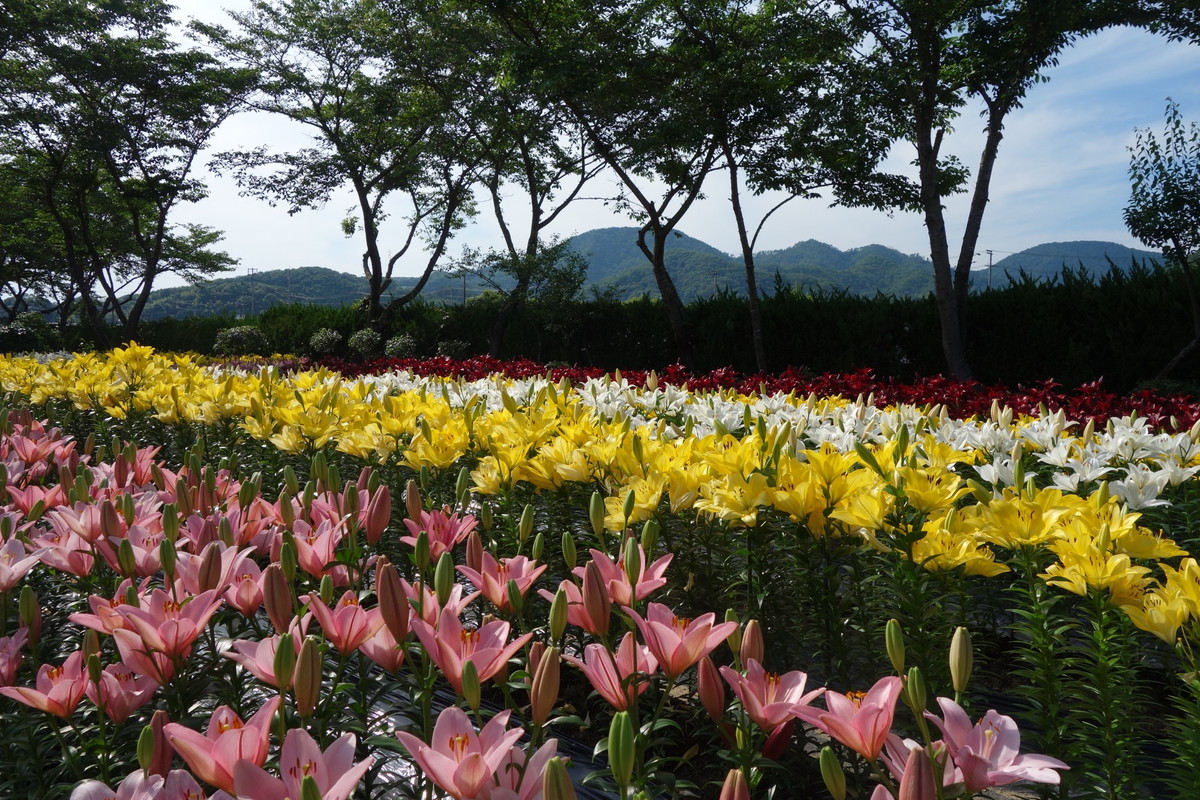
[638,225,695,369]
[723,135,767,372]
[953,102,1006,336]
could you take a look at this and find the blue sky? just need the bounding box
[173,3,1200,284]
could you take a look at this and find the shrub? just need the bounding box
[309,327,343,356]
[348,328,382,360]
[212,325,270,356]
[384,333,417,359]
[0,312,60,354]
[436,339,470,359]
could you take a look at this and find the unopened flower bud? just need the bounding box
[582,561,610,637]
[549,587,569,641]
[740,619,763,666]
[819,746,846,800]
[588,492,605,538]
[543,757,577,800]
[461,659,481,712]
[561,531,577,569]
[116,538,137,578]
[262,563,294,632]
[480,502,494,531]
[433,552,454,606]
[414,530,430,574]
[697,656,725,723]
[465,530,483,573]
[622,537,641,588]
[274,632,297,690]
[518,503,535,545]
[18,585,40,646]
[718,768,749,800]
[318,574,334,606]
[300,775,322,800]
[885,618,905,675]
[531,532,544,562]
[763,717,795,760]
[376,559,409,642]
[364,485,391,546]
[621,489,635,525]
[608,711,635,788]
[295,637,321,717]
[279,537,298,583]
[724,609,742,656]
[905,665,927,713]
[530,646,560,726]
[950,626,973,695]
[87,652,103,686]
[405,479,422,521]
[137,724,156,773]
[197,541,222,593]
[639,519,659,553]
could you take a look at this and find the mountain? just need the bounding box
[985,241,1161,287]
[129,231,1164,320]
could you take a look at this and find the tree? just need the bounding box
[670,0,916,372]
[199,0,483,327]
[836,0,1159,378]
[383,0,603,356]
[0,0,247,341]
[1126,99,1200,378]
[488,0,719,368]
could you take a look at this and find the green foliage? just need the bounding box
[308,328,344,357]
[384,333,417,358]
[213,325,272,357]
[347,328,382,360]
[0,312,61,354]
[1127,99,1200,264]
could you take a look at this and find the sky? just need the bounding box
[169,1,1200,287]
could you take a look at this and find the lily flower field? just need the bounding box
[1,345,1200,799]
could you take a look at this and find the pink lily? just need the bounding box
[624,602,738,679]
[70,768,224,800]
[0,649,87,717]
[793,675,903,761]
[411,606,531,695]
[4,483,67,516]
[401,577,478,627]
[30,525,95,577]
[86,662,160,723]
[538,577,611,637]
[396,707,524,800]
[116,588,223,661]
[719,658,825,732]
[232,728,372,800]
[458,553,547,614]
[291,518,348,583]
[401,506,478,561]
[563,632,659,711]
[165,696,282,793]
[223,558,264,617]
[573,546,672,606]
[359,623,406,672]
[0,538,45,592]
[0,628,28,686]
[494,739,560,800]
[305,590,384,654]
[223,624,308,689]
[925,697,1069,791]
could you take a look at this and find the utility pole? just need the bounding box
[987,250,993,290]
[247,268,257,316]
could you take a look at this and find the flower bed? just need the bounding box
[0,346,1198,799]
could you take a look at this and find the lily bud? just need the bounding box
[101,501,123,539]
[461,659,481,712]
[697,656,725,723]
[274,632,297,690]
[530,646,560,726]
[518,503,535,546]
[82,629,100,662]
[621,489,636,524]
[87,652,103,686]
[479,502,494,531]
[718,768,749,800]
[455,466,471,509]
[376,559,409,642]
[197,541,221,593]
[300,775,323,800]
[950,626,973,695]
[318,574,334,606]
[608,711,635,789]
[161,503,179,542]
[279,536,298,583]
[310,451,327,486]
[885,618,905,675]
[640,519,659,553]
[418,466,431,496]
[414,530,430,574]
[549,587,569,641]
[117,538,137,578]
[762,717,795,760]
[341,480,358,516]
[278,492,295,526]
[905,665,927,713]
[561,531,577,570]
[582,561,610,637]
[465,530,483,573]
[543,757,577,800]
[262,563,294,632]
[18,585,40,647]
[740,620,763,666]
[434,552,454,607]
[137,724,156,773]
[295,637,321,717]
[364,485,391,546]
[531,532,544,561]
[405,478,422,521]
[506,578,524,615]
[724,609,742,656]
[819,746,846,800]
[588,492,605,538]
[622,536,641,589]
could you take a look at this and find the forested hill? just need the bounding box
[987,241,1160,286]
[134,232,1162,320]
